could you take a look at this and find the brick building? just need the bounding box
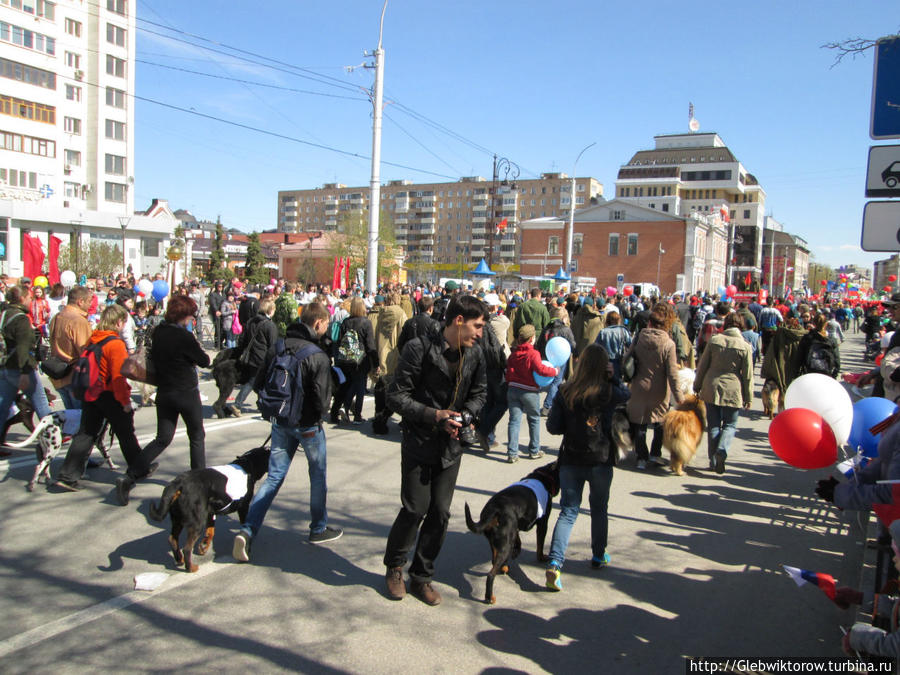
[519,199,727,295]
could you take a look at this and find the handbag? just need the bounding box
[121,348,157,385]
[232,312,243,336]
[622,349,637,383]
[40,355,72,379]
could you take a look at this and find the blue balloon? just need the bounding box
[133,285,141,294]
[848,397,898,457]
[717,285,727,297]
[151,279,169,302]
[533,360,557,387]
[545,336,571,368]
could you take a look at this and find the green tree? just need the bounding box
[243,232,269,285]
[327,211,401,286]
[58,241,125,279]
[206,217,228,282]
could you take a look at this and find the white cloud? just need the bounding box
[840,244,859,250]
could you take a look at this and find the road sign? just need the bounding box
[866,145,900,197]
[861,201,900,251]
[567,260,577,273]
[871,37,900,140]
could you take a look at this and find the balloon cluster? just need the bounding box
[769,374,896,469]
[534,337,570,387]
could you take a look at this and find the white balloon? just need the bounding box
[60,270,76,288]
[138,278,153,296]
[784,373,853,446]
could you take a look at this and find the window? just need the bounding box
[0,21,55,54]
[0,130,55,157]
[65,18,81,37]
[743,209,750,219]
[142,238,160,256]
[573,233,583,256]
[105,181,126,202]
[63,116,80,134]
[107,0,127,15]
[105,87,126,109]
[1,0,55,19]
[662,203,669,213]
[561,197,571,205]
[609,234,619,256]
[577,184,585,192]
[105,119,125,140]
[548,236,559,255]
[576,196,584,205]
[64,181,79,198]
[65,52,81,69]
[104,153,125,175]
[64,149,80,166]
[610,209,625,220]
[627,234,638,256]
[0,57,55,89]
[65,84,81,102]
[0,95,54,123]
[106,55,126,78]
[106,23,126,47]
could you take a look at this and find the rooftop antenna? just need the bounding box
[688,102,699,133]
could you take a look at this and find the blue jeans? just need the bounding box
[0,368,52,422]
[706,403,740,460]
[548,463,613,569]
[234,380,254,407]
[507,387,541,457]
[542,367,565,411]
[242,422,328,539]
[55,383,82,410]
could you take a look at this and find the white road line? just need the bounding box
[1,417,266,470]
[0,558,234,658]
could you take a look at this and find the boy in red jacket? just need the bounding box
[505,324,558,463]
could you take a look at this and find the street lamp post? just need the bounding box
[487,155,519,270]
[566,142,596,274]
[118,216,130,277]
[656,242,666,289]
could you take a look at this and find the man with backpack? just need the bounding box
[696,302,730,359]
[232,301,342,562]
[758,296,784,356]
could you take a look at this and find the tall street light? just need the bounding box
[118,216,130,277]
[656,242,666,289]
[566,142,596,275]
[487,155,519,269]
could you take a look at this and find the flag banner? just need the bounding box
[48,235,62,285]
[782,565,836,599]
[344,257,351,291]
[496,218,508,234]
[331,256,341,290]
[23,233,45,279]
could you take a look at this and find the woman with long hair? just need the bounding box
[544,343,630,591]
[797,312,840,379]
[116,294,210,505]
[29,285,50,331]
[332,296,376,424]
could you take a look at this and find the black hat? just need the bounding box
[884,292,900,306]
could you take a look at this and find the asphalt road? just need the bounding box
[0,329,871,674]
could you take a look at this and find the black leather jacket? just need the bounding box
[397,312,440,352]
[386,331,486,467]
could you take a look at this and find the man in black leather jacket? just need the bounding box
[383,295,488,606]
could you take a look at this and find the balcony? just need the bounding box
[472,216,488,224]
[471,237,486,247]
[418,225,436,236]
[416,215,436,225]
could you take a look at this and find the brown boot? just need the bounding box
[410,579,441,606]
[385,566,406,600]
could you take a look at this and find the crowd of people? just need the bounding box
[3,270,899,624]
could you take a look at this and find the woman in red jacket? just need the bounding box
[505,323,557,463]
[29,284,50,331]
[53,304,143,491]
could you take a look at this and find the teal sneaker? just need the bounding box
[545,565,562,591]
[591,553,611,569]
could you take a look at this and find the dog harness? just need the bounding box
[510,478,550,523]
[210,463,249,511]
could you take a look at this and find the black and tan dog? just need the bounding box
[464,461,560,604]
[149,445,270,572]
[211,348,241,418]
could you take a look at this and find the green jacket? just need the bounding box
[1,303,37,372]
[694,327,754,408]
[761,326,808,393]
[572,304,604,355]
[513,298,551,337]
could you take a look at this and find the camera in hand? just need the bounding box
[451,411,478,446]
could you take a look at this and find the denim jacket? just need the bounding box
[594,325,632,378]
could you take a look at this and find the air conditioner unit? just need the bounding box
[64,164,71,174]
[74,70,83,81]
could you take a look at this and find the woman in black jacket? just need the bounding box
[331,297,376,424]
[544,343,630,592]
[797,313,840,378]
[117,295,211,505]
[234,296,278,411]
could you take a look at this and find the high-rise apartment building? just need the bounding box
[614,132,768,287]
[277,174,603,269]
[0,0,173,278]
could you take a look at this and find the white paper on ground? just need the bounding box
[133,572,169,591]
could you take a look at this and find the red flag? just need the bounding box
[331,256,341,290]
[496,218,508,234]
[48,235,62,285]
[344,257,350,290]
[23,233,45,279]
[744,271,751,288]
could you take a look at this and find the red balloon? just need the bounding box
[885,286,893,293]
[726,284,737,297]
[820,280,827,285]
[768,408,837,469]
[890,275,898,282]
[623,285,633,296]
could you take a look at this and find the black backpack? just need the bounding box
[806,340,836,376]
[257,340,321,426]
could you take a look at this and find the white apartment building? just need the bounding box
[614,132,768,286]
[0,0,173,278]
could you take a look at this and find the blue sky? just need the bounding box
[133,1,894,270]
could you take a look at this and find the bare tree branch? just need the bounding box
[823,31,900,68]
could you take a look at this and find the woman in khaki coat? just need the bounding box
[693,312,754,474]
[624,304,684,469]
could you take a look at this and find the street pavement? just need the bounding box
[0,329,873,673]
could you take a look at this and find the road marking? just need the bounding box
[1,417,266,471]
[0,558,234,658]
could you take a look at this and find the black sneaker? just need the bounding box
[232,532,251,562]
[115,476,134,506]
[309,526,343,544]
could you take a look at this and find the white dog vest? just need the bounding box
[210,463,249,511]
[510,478,550,522]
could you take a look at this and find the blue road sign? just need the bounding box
[871,37,900,140]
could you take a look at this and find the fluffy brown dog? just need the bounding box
[611,411,632,463]
[662,395,707,476]
[761,379,782,420]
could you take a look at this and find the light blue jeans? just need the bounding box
[234,380,254,407]
[706,403,741,460]
[241,422,328,538]
[0,368,52,422]
[55,383,82,411]
[548,463,613,569]
[507,387,541,457]
[542,366,565,411]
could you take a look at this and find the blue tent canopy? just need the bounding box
[471,258,495,276]
[552,267,570,281]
